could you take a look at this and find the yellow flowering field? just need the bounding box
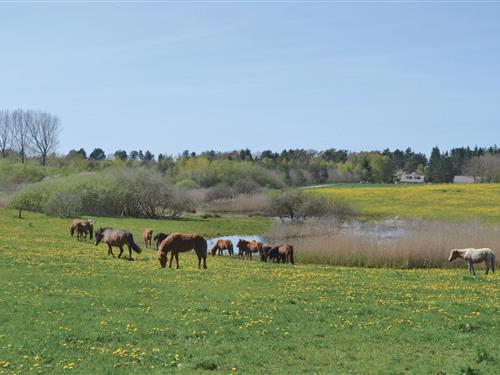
[309,183,500,222]
[0,209,499,374]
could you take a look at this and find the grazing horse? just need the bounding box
[70,219,93,240]
[156,233,207,269]
[266,244,294,264]
[153,232,170,250]
[448,248,495,275]
[143,228,153,248]
[211,239,234,256]
[236,239,264,260]
[259,245,272,262]
[95,227,142,260]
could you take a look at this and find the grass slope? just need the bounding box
[309,183,500,223]
[0,209,499,374]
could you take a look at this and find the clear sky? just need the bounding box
[1,2,499,157]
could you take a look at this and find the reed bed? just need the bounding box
[265,218,500,269]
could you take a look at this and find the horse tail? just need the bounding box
[127,233,142,254]
[70,224,75,236]
[491,252,495,273]
[289,246,295,265]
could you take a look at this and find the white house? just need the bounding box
[398,172,425,184]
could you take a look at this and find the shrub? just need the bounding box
[206,183,235,201]
[9,168,193,218]
[45,190,82,217]
[267,189,337,221]
[232,178,262,194]
[175,178,199,190]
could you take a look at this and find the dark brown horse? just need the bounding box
[95,227,142,260]
[211,239,234,256]
[259,245,272,262]
[153,232,170,250]
[157,233,207,269]
[268,244,295,264]
[236,239,264,260]
[70,219,93,240]
[143,228,153,248]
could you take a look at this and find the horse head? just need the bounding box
[448,249,460,262]
[95,227,104,245]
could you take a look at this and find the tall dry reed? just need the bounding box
[265,219,500,269]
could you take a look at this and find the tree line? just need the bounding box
[63,145,500,185]
[2,107,499,184]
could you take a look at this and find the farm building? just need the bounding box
[397,172,425,184]
[453,175,477,184]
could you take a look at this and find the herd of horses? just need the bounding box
[69,219,295,269]
[70,219,496,274]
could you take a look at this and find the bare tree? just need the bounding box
[465,154,500,183]
[11,109,30,163]
[27,110,61,165]
[0,110,11,158]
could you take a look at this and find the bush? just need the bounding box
[232,178,262,194]
[267,189,335,221]
[45,190,82,217]
[206,183,235,201]
[175,178,199,190]
[9,168,193,218]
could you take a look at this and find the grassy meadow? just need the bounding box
[309,183,500,223]
[1,209,499,374]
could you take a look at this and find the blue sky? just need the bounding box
[1,2,499,157]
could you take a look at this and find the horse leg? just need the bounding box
[197,253,202,269]
[203,254,207,269]
[108,244,114,257]
[175,252,180,269]
[118,246,124,258]
[128,245,133,260]
[169,251,175,268]
[468,261,475,275]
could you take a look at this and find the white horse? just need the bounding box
[448,248,496,275]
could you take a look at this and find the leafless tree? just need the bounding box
[11,109,31,163]
[27,110,61,165]
[0,110,11,158]
[465,154,500,183]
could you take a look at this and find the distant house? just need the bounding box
[397,172,425,184]
[453,175,477,184]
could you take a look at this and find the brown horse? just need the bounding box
[157,233,207,269]
[143,228,153,248]
[95,227,142,260]
[70,219,94,240]
[259,245,272,262]
[268,244,295,264]
[153,232,170,250]
[211,239,234,256]
[236,239,264,260]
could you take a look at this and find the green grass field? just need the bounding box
[0,209,499,374]
[309,183,500,223]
